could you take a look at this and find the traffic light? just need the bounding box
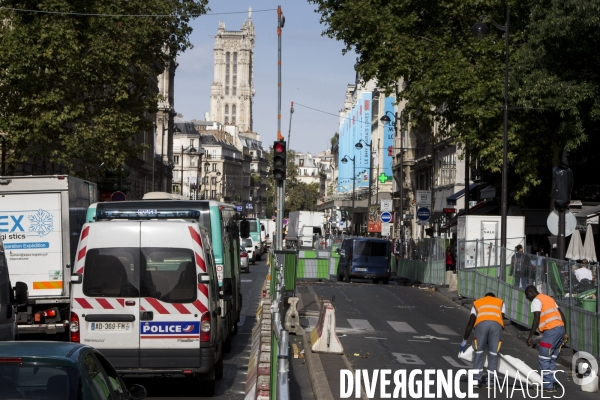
[388,146,393,156]
[553,165,573,207]
[273,140,287,181]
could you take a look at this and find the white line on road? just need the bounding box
[443,356,473,368]
[407,340,430,342]
[427,324,459,336]
[387,321,417,333]
[347,319,375,331]
[365,337,387,340]
[308,286,317,295]
[413,335,449,341]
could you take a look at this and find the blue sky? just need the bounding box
[174,0,357,155]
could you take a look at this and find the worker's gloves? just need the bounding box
[459,339,468,353]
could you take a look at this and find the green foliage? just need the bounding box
[309,0,600,201]
[0,0,208,179]
[287,182,320,212]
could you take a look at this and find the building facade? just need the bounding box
[209,10,255,133]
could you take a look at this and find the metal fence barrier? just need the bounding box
[269,249,290,400]
[395,238,448,285]
[458,239,600,360]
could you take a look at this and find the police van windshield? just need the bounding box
[83,248,196,303]
[354,241,388,257]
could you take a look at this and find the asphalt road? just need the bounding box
[127,257,269,399]
[298,279,596,400]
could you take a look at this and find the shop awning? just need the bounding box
[446,183,480,206]
[443,200,500,228]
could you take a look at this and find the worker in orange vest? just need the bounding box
[525,286,568,393]
[460,292,505,388]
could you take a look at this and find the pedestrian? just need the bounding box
[446,247,456,272]
[460,292,505,388]
[525,285,568,393]
[509,245,528,289]
[575,259,593,282]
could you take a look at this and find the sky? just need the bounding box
[174,0,357,155]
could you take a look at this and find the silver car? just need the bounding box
[240,244,250,273]
[241,237,256,265]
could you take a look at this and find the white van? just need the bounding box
[69,209,226,396]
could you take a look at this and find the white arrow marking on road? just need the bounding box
[413,335,450,341]
[443,356,473,368]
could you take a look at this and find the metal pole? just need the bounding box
[367,142,373,207]
[160,124,166,192]
[465,142,470,215]
[558,206,565,260]
[275,6,285,251]
[352,157,356,235]
[398,110,404,252]
[500,6,509,250]
[196,152,202,200]
[180,145,184,197]
[288,102,294,148]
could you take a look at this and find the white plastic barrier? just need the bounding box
[458,346,542,385]
[309,300,343,354]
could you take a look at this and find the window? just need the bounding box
[212,163,217,172]
[83,249,139,298]
[354,241,388,257]
[213,150,217,158]
[225,52,230,95]
[173,155,180,165]
[211,177,216,184]
[233,52,237,96]
[83,353,111,400]
[299,159,304,167]
[0,363,80,400]
[232,105,236,125]
[224,104,229,124]
[211,190,216,198]
[93,352,126,397]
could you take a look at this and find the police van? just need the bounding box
[69,209,227,396]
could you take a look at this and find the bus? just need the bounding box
[93,199,242,351]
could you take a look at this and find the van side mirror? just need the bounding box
[70,274,82,284]
[261,224,265,231]
[14,282,28,305]
[198,274,210,283]
[240,220,250,239]
[220,278,233,301]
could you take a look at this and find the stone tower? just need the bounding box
[210,8,255,132]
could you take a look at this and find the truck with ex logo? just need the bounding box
[0,175,97,337]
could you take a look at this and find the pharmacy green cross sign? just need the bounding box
[378,173,390,183]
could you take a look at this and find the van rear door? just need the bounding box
[72,221,141,368]
[353,240,389,273]
[139,221,204,369]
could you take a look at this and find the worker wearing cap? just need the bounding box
[460,292,505,388]
[525,285,568,393]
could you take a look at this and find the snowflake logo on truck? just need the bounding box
[28,209,54,237]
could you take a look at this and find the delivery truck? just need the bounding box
[0,175,97,337]
[286,211,325,249]
[457,215,525,269]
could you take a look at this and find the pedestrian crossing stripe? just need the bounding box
[305,318,459,337]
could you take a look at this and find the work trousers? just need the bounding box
[538,325,566,389]
[473,320,503,383]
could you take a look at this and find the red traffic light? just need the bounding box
[443,208,456,213]
[274,142,285,153]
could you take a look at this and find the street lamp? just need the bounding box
[180,140,198,198]
[341,155,356,234]
[160,121,181,191]
[381,110,404,250]
[471,8,510,252]
[355,139,374,207]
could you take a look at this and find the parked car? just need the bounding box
[241,237,257,265]
[240,244,250,273]
[336,238,391,284]
[0,341,147,399]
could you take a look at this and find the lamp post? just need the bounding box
[341,155,356,234]
[180,141,198,198]
[471,8,510,252]
[355,139,373,207]
[160,121,181,192]
[380,110,403,250]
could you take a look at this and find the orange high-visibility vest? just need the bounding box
[474,296,504,328]
[536,294,564,332]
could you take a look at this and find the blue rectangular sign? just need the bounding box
[140,321,200,336]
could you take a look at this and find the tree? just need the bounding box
[287,182,320,212]
[308,0,600,202]
[0,0,209,179]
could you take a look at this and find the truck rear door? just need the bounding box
[1,192,64,297]
[72,221,141,368]
[139,221,203,369]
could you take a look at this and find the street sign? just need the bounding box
[236,206,243,212]
[381,223,391,236]
[380,212,392,223]
[547,209,576,237]
[380,199,393,212]
[246,203,253,210]
[416,190,432,206]
[283,218,289,225]
[111,191,126,202]
[417,207,431,222]
[405,214,414,220]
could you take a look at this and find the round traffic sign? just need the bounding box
[111,191,126,202]
[547,209,576,237]
[380,212,392,223]
[417,207,431,221]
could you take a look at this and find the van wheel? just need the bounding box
[198,379,216,397]
[373,279,380,284]
[382,278,389,285]
[343,269,350,283]
[215,354,224,380]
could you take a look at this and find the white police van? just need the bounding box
[69,209,227,396]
